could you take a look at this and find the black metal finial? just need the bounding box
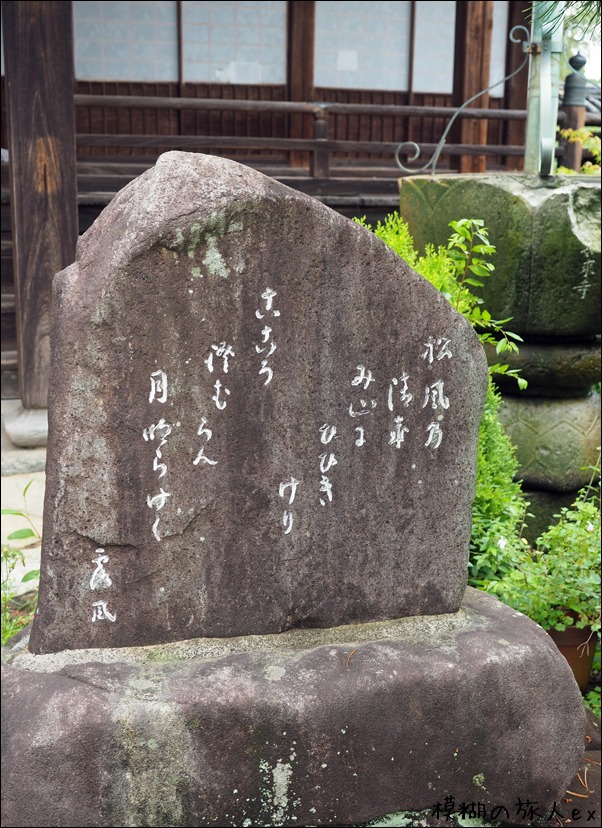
[569,52,587,72]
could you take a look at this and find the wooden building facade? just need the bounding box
[2,0,535,408]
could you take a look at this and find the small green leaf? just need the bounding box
[21,569,40,583]
[455,225,471,239]
[1,509,27,517]
[469,264,492,278]
[7,528,37,541]
[22,480,34,498]
[465,277,484,287]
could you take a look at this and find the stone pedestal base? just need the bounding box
[2,403,48,448]
[1,589,585,827]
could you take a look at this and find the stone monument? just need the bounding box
[2,153,585,827]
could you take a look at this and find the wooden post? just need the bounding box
[310,116,330,179]
[560,53,588,172]
[451,1,494,173]
[288,0,315,169]
[2,1,78,411]
[504,0,531,171]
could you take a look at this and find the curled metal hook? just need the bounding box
[510,24,531,45]
[395,25,532,175]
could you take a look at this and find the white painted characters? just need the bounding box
[90,549,116,624]
[349,365,377,418]
[573,250,596,299]
[204,341,235,374]
[422,336,452,364]
[212,378,230,410]
[388,374,412,411]
[256,287,280,318]
[143,418,173,479]
[255,288,280,386]
[389,416,409,448]
[149,369,168,403]
[318,424,338,505]
[279,476,300,534]
[425,422,444,449]
[205,340,235,410]
[144,407,173,542]
[193,416,218,466]
[90,550,112,590]
[423,380,449,411]
[92,600,116,623]
[351,364,375,390]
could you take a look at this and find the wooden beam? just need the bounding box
[504,1,531,170]
[73,94,528,121]
[76,133,526,157]
[3,0,78,409]
[451,1,494,173]
[288,0,315,168]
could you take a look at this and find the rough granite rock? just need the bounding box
[2,589,586,828]
[30,151,488,654]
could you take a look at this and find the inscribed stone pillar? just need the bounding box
[30,152,487,654]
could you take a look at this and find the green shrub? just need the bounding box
[488,453,601,635]
[470,380,530,587]
[1,480,40,645]
[556,126,601,175]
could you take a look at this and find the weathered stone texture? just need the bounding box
[483,340,601,397]
[399,173,601,337]
[30,151,487,654]
[2,590,585,828]
[498,392,601,491]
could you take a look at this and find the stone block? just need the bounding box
[30,152,488,654]
[399,174,601,338]
[1,589,586,828]
[3,404,48,447]
[484,340,601,398]
[498,392,601,491]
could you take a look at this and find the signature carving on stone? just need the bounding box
[90,550,112,591]
[91,600,116,623]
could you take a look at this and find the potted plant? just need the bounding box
[489,454,601,691]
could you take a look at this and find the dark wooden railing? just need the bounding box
[74,94,532,179]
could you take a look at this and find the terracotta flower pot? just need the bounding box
[547,623,596,692]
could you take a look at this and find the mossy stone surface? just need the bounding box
[399,174,601,338]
